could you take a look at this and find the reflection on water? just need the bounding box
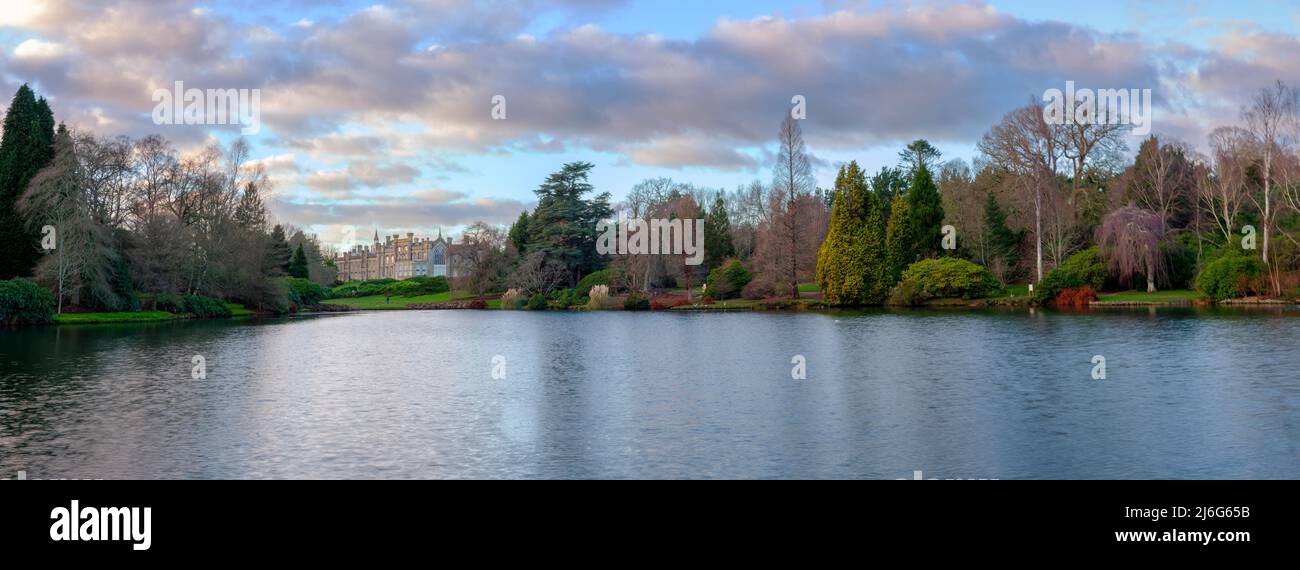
[1,307,1298,479]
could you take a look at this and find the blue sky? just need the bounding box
[2,0,1298,245]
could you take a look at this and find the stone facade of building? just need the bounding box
[334,230,460,282]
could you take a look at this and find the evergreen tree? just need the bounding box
[526,162,612,285]
[289,243,309,279]
[884,193,915,289]
[816,161,884,305]
[899,139,942,172]
[0,84,57,278]
[703,196,735,270]
[267,225,292,274]
[508,210,530,252]
[907,162,945,258]
[870,166,908,231]
[983,192,1022,273]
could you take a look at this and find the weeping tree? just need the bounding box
[1096,205,1171,292]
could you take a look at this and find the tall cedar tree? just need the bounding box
[907,162,945,259]
[703,196,735,270]
[816,161,884,305]
[870,166,907,230]
[289,243,310,279]
[0,85,56,278]
[883,192,915,289]
[526,162,612,285]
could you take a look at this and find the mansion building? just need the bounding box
[335,230,461,282]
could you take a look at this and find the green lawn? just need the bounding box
[54,311,176,323]
[226,303,256,316]
[321,290,477,309]
[797,282,820,293]
[1096,289,1202,304]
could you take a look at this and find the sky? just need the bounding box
[2,0,1298,247]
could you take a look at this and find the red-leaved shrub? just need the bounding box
[1054,287,1097,306]
[650,296,692,311]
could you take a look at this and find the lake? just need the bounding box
[1,308,1297,479]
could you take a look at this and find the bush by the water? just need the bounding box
[1054,287,1098,307]
[886,277,931,306]
[705,259,752,300]
[0,279,56,325]
[286,277,330,307]
[623,292,650,311]
[894,257,1004,300]
[1196,246,1265,300]
[501,288,528,309]
[577,268,626,295]
[527,293,548,310]
[1036,247,1107,303]
[552,288,585,308]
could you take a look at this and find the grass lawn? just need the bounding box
[321,290,476,309]
[797,282,820,293]
[226,303,256,316]
[989,283,1031,299]
[1096,289,1202,304]
[54,311,176,323]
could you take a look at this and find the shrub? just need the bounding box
[1036,247,1106,303]
[330,278,400,298]
[623,292,650,311]
[0,279,56,325]
[1054,287,1097,307]
[184,295,231,319]
[741,279,777,300]
[152,293,187,313]
[899,257,1004,300]
[886,278,931,306]
[501,288,527,309]
[586,285,616,310]
[705,259,752,300]
[577,268,626,295]
[287,277,330,307]
[527,293,548,310]
[467,299,488,310]
[552,288,585,309]
[1196,250,1265,300]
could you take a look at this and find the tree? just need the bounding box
[978,103,1062,283]
[0,84,57,279]
[1125,136,1194,229]
[289,243,309,279]
[527,162,612,285]
[1198,126,1255,245]
[884,192,915,289]
[703,195,735,270]
[267,225,293,274]
[1097,205,1171,292]
[899,139,942,173]
[454,222,512,298]
[1054,105,1127,199]
[508,210,530,252]
[907,162,945,259]
[772,115,815,298]
[17,125,119,312]
[870,166,908,229]
[1242,81,1297,295]
[982,191,1023,280]
[817,161,882,305]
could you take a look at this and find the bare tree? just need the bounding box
[978,103,1062,282]
[771,115,815,298]
[1198,126,1256,245]
[1055,104,1127,200]
[453,222,512,298]
[1242,81,1298,295]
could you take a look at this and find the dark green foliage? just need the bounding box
[552,288,585,308]
[907,162,945,259]
[703,196,735,270]
[899,139,942,173]
[286,277,330,307]
[379,275,450,297]
[883,193,914,289]
[182,295,231,319]
[1196,241,1265,300]
[886,277,931,307]
[983,192,1023,275]
[893,257,1004,300]
[267,225,292,274]
[623,292,650,311]
[527,293,548,310]
[525,162,613,284]
[1036,247,1107,303]
[0,85,56,279]
[112,255,141,312]
[329,278,398,298]
[869,166,907,229]
[508,211,530,253]
[289,243,309,279]
[576,267,625,295]
[0,279,56,325]
[706,259,753,300]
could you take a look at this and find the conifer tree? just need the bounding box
[703,196,735,270]
[0,84,57,278]
[817,161,883,305]
[907,162,945,258]
[289,243,310,279]
[884,193,915,289]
